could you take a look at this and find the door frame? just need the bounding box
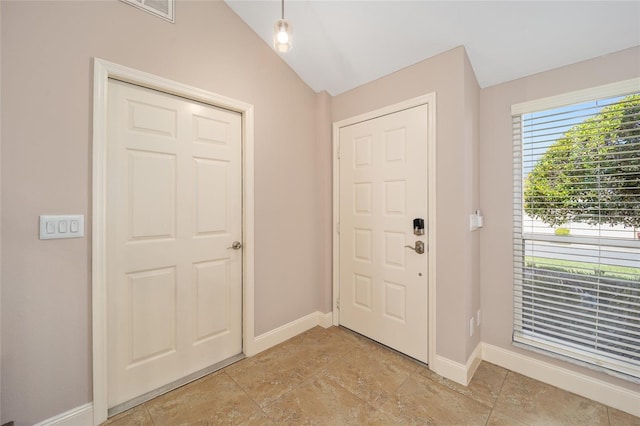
[332,93,437,364]
[91,58,256,425]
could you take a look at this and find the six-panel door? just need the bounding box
[339,105,428,362]
[106,79,243,407]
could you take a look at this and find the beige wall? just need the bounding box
[463,50,481,358]
[479,46,640,393]
[0,1,327,424]
[332,46,482,364]
[315,91,334,312]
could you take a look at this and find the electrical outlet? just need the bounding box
[477,309,481,327]
[469,317,475,337]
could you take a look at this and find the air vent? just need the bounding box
[121,0,175,23]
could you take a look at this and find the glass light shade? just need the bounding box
[273,19,292,53]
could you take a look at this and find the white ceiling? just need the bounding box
[224,1,640,96]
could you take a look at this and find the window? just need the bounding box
[512,79,640,380]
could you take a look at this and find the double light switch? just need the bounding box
[39,215,84,240]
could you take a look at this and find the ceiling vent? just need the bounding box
[121,0,175,23]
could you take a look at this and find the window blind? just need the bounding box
[513,92,640,380]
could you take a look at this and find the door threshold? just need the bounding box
[108,352,246,417]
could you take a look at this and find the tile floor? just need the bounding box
[104,326,640,425]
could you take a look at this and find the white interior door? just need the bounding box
[106,79,243,407]
[338,104,428,362]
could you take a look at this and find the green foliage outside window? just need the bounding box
[524,94,640,228]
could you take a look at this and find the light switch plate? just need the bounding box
[469,211,484,231]
[469,214,479,231]
[39,215,84,240]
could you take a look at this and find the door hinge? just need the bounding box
[337,222,340,234]
[336,297,340,310]
[337,146,340,159]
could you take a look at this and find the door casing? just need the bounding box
[91,58,256,425]
[332,93,437,364]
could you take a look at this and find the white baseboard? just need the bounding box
[33,403,93,426]
[429,343,482,386]
[430,342,640,418]
[482,343,640,418]
[317,311,334,328]
[430,355,467,385]
[251,310,333,355]
[466,343,483,384]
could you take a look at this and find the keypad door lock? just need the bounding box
[405,240,425,254]
[413,218,425,236]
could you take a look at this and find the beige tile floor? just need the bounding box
[104,326,640,426]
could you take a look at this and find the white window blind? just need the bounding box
[513,85,640,380]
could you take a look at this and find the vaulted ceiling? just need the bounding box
[225,1,640,95]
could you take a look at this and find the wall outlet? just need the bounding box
[469,317,475,337]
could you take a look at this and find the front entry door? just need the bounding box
[338,104,428,362]
[106,79,243,407]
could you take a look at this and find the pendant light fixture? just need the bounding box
[273,0,292,53]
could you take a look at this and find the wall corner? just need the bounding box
[315,91,334,314]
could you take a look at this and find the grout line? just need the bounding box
[222,370,273,425]
[496,370,509,399]
[482,406,496,423]
[395,355,423,394]
[142,403,156,426]
[495,371,510,400]
[222,370,263,409]
[483,371,510,426]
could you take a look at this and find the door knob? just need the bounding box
[405,241,425,254]
[227,241,242,250]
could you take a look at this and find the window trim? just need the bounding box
[512,78,640,116]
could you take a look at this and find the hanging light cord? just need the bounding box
[281,0,285,20]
